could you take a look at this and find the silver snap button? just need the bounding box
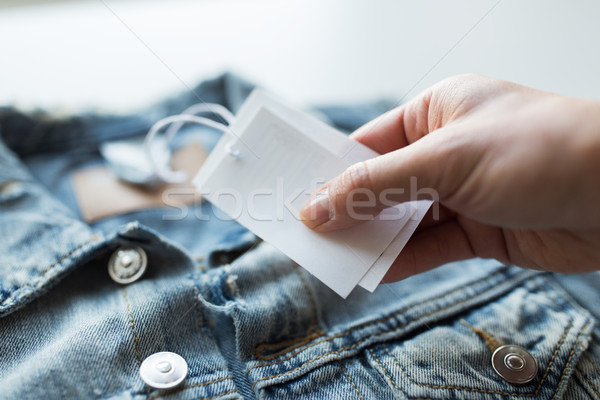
[492,345,537,384]
[108,246,147,284]
[139,352,188,389]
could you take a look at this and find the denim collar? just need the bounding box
[0,73,256,317]
[0,72,395,317]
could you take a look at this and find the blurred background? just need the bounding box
[1,0,599,112]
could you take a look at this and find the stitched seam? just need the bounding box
[248,267,518,371]
[382,343,517,396]
[0,236,98,306]
[254,266,324,361]
[148,376,235,400]
[195,389,240,400]
[536,319,573,391]
[340,361,365,400]
[551,320,591,400]
[583,352,600,396]
[368,348,406,396]
[460,319,503,353]
[246,276,536,388]
[293,265,320,328]
[586,352,600,377]
[122,287,142,367]
[579,369,600,398]
[380,315,572,397]
[255,329,324,361]
[248,273,538,389]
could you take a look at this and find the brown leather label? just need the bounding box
[71,144,206,222]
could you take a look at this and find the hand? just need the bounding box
[299,74,600,281]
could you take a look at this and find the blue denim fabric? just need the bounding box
[0,74,598,399]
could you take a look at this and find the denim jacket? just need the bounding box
[0,74,598,399]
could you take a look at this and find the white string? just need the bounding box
[144,104,238,184]
[164,103,235,143]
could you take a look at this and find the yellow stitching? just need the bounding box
[256,328,320,351]
[460,319,503,353]
[253,266,324,361]
[148,376,235,400]
[382,322,569,397]
[536,319,573,391]
[249,273,537,389]
[586,352,600,377]
[368,348,406,396]
[379,318,581,398]
[122,287,142,366]
[255,329,324,361]
[256,315,569,397]
[293,265,320,328]
[582,353,600,396]
[580,370,600,398]
[251,337,363,389]
[195,389,240,400]
[382,343,521,396]
[0,236,99,305]
[551,320,591,400]
[248,268,518,373]
[340,361,365,400]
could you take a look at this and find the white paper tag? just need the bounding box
[194,91,432,297]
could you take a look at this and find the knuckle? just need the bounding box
[330,161,375,215]
[341,161,374,194]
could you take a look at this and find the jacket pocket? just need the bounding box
[252,271,594,399]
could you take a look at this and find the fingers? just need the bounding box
[416,203,456,231]
[349,107,410,154]
[381,220,476,283]
[350,87,433,154]
[299,128,471,231]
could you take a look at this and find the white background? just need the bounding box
[0,0,599,112]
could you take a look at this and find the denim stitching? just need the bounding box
[340,361,365,400]
[248,267,519,372]
[578,369,600,398]
[586,352,600,377]
[551,320,592,400]
[0,236,99,306]
[122,287,142,367]
[248,281,524,390]
[380,318,581,397]
[368,348,407,397]
[148,376,235,400]
[248,271,536,389]
[581,353,600,396]
[460,319,502,353]
[255,329,324,361]
[292,265,320,329]
[254,266,325,361]
[382,321,570,397]
[194,389,240,400]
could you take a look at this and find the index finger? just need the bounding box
[350,87,434,154]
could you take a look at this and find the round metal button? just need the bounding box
[108,246,147,284]
[139,352,188,389]
[492,345,538,384]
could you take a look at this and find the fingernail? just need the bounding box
[299,188,332,229]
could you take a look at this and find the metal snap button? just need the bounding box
[492,344,538,384]
[108,246,147,284]
[139,352,188,389]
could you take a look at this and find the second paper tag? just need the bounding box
[194,91,431,298]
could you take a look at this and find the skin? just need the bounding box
[299,74,600,282]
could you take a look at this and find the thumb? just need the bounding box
[299,129,471,232]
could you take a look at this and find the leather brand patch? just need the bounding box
[71,144,206,222]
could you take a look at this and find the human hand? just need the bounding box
[299,74,600,281]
